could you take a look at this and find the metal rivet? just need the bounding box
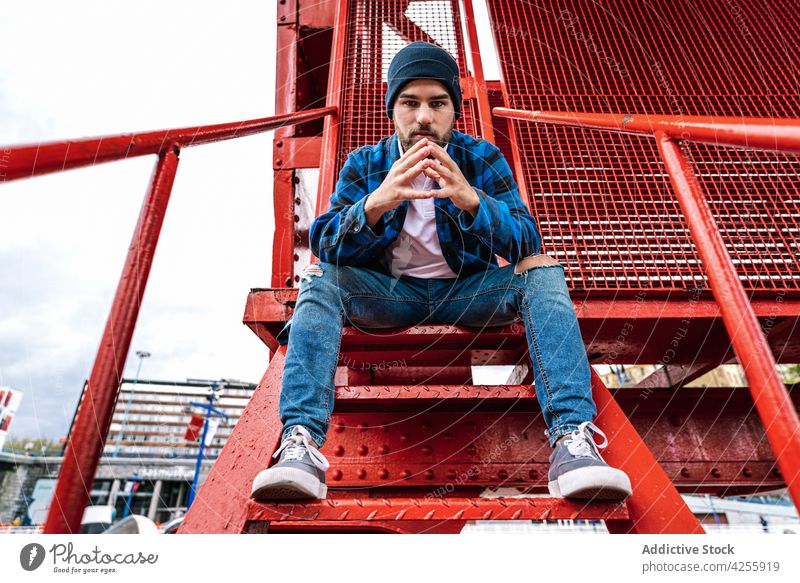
[466,445,477,456]
[447,470,457,480]
[335,424,345,433]
[401,470,411,479]
[358,445,368,456]
[276,140,283,148]
[424,470,434,480]
[711,468,721,478]
[379,469,389,479]
[528,469,538,480]
[498,469,509,480]
[358,469,367,479]
[379,444,389,455]
[334,445,345,457]
[742,467,752,477]
[421,445,432,455]
[681,467,690,478]
[332,469,343,481]
[669,415,683,426]
[400,433,411,443]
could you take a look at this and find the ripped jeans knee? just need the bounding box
[514,253,561,275]
[300,262,325,283]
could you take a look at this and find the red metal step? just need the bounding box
[245,497,629,523]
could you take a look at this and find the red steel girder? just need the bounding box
[244,288,800,364]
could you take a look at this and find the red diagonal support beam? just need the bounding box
[179,348,287,534]
[44,145,180,533]
[591,371,704,534]
[656,132,800,511]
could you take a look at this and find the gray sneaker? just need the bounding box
[548,422,632,500]
[251,425,330,500]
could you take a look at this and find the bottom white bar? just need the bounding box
[2,533,797,582]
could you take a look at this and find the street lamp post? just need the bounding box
[112,350,151,458]
[186,381,228,509]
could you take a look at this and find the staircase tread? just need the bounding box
[246,496,629,521]
[335,384,536,399]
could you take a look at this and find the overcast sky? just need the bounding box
[1,1,278,439]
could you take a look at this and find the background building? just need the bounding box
[0,387,23,450]
[1,378,255,526]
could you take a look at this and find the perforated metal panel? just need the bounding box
[487,0,800,290]
[337,0,480,164]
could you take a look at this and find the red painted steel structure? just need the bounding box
[494,107,800,510]
[3,0,798,534]
[1,107,335,534]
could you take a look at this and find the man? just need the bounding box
[251,41,632,502]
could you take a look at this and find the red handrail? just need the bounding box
[1,106,335,533]
[2,107,335,182]
[493,108,800,154]
[494,107,800,513]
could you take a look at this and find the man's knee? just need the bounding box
[300,262,326,283]
[514,253,561,274]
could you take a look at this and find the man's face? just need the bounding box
[392,79,456,151]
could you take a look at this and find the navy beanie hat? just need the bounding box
[385,41,462,121]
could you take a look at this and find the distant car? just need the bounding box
[81,505,114,534]
[102,515,159,534]
[161,516,184,534]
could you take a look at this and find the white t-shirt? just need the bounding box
[383,139,459,279]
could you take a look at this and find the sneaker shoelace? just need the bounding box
[272,426,330,471]
[563,421,609,462]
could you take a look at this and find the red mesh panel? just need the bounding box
[487,0,800,290]
[337,0,480,168]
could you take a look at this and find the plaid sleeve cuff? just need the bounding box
[458,188,494,234]
[344,194,385,243]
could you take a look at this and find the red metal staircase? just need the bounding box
[180,0,799,534]
[2,0,797,534]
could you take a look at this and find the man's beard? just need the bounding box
[398,122,454,152]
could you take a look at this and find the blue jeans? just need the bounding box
[276,259,596,448]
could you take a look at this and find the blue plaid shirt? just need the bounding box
[310,129,542,277]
